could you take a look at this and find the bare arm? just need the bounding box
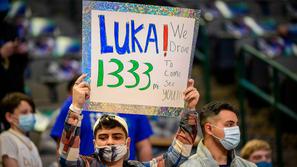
[2,155,18,167]
[136,138,153,161]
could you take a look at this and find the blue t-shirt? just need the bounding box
[50,96,153,159]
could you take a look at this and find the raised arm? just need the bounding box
[58,74,90,167]
[138,79,200,167]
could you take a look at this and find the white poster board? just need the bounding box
[82,1,200,116]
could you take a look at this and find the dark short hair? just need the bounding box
[0,92,35,130]
[93,115,128,138]
[200,101,238,128]
[67,75,80,93]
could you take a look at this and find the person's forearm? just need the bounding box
[58,109,84,166]
[2,155,19,167]
[145,109,198,167]
[167,109,198,165]
[176,109,198,145]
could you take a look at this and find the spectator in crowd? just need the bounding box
[0,9,29,101]
[0,24,29,131]
[0,92,42,167]
[241,139,272,167]
[181,101,256,167]
[58,74,200,166]
[51,76,153,160]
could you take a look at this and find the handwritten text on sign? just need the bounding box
[90,10,196,108]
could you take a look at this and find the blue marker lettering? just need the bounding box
[114,21,130,55]
[99,15,113,54]
[131,20,144,53]
[145,24,159,54]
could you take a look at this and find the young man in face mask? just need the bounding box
[59,74,200,167]
[181,101,256,167]
[51,75,154,160]
[0,92,42,167]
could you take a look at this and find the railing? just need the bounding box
[195,24,211,103]
[237,44,297,167]
[195,49,211,103]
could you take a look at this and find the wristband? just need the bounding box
[69,104,82,114]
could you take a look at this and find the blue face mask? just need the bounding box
[256,161,272,167]
[211,125,241,150]
[18,113,36,132]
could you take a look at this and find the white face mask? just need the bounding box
[211,125,241,150]
[95,144,128,162]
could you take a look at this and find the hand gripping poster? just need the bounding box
[82,1,200,116]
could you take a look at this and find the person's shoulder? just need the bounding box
[118,113,137,123]
[58,96,73,114]
[64,96,73,106]
[0,130,12,138]
[234,156,257,167]
[0,130,16,144]
[129,114,149,122]
[180,153,203,166]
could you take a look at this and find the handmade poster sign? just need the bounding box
[82,1,200,116]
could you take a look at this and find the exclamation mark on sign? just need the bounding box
[163,24,168,57]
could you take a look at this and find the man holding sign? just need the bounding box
[58,74,200,167]
[50,76,153,160]
[62,2,201,166]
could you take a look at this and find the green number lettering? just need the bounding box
[107,58,124,88]
[126,60,140,88]
[97,59,104,87]
[139,63,153,90]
